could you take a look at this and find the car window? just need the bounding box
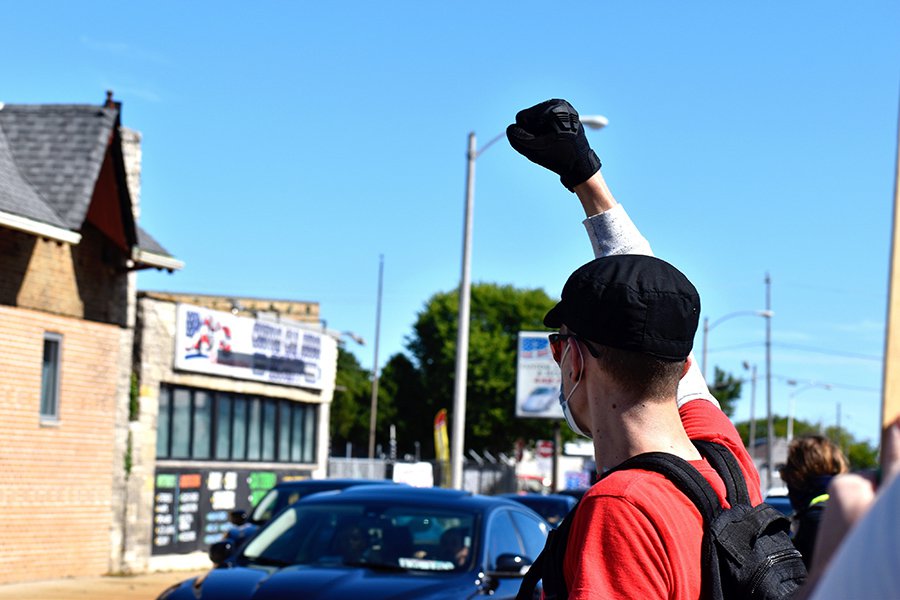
[486,510,524,569]
[509,510,549,560]
[250,489,280,523]
[242,501,476,572]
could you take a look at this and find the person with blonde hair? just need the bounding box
[779,434,849,567]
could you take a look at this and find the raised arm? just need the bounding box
[507,99,717,408]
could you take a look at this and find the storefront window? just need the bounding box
[193,390,212,459]
[291,405,305,462]
[232,397,248,460]
[215,394,232,460]
[278,402,291,460]
[171,388,191,458]
[262,400,276,461]
[247,398,262,461]
[157,387,171,457]
[156,384,317,464]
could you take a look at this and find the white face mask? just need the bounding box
[558,342,591,439]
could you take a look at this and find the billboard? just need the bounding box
[174,303,334,389]
[516,331,563,419]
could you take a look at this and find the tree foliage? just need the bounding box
[709,367,741,417]
[734,415,877,470]
[330,346,374,456]
[376,282,566,458]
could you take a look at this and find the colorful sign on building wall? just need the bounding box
[174,303,334,389]
[152,467,312,555]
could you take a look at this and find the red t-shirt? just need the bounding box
[563,400,762,600]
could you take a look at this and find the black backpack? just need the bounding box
[517,440,807,600]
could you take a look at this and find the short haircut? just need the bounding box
[591,343,685,401]
[779,435,849,492]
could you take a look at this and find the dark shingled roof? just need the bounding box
[136,226,174,257]
[0,123,68,229]
[0,103,118,230]
[0,100,178,264]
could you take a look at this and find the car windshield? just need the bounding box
[242,502,476,572]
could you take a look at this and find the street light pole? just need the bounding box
[450,133,477,490]
[743,362,758,458]
[450,116,608,490]
[368,254,384,459]
[764,272,774,492]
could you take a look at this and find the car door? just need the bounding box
[484,508,549,599]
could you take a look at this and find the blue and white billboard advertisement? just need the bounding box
[174,303,336,390]
[516,331,563,419]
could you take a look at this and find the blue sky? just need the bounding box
[5,1,897,445]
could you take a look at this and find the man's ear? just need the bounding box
[568,339,585,382]
[681,356,692,379]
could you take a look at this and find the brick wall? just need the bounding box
[0,306,120,584]
[0,225,129,327]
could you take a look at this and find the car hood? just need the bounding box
[163,564,472,600]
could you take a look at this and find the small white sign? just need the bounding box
[516,332,563,419]
[392,462,435,488]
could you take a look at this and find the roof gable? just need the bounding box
[0,103,118,230]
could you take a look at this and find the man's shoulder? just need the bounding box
[585,468,687,508]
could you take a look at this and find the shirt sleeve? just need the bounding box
[565,494,671,600]
[680,400,763,503]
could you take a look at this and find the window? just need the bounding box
[40,333,62,420]
[215,393,233,460]
[193,390,212,459]
[156,384,317,464]
[486,511,524,569]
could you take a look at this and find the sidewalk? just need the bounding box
[0,569,208,600]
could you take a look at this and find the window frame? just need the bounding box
[39,332,63,422]
[156,384,317,464]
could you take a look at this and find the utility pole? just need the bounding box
[368,255,384,459]
[764,273,773,491]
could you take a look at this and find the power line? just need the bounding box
[706,341,882,362]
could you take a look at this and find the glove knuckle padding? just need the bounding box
[507,98,601,191]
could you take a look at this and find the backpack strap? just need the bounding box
[604,452,722,523]
[692,440,751,506]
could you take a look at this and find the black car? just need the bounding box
[223,478,393,553]
[158,485,549,600]
[500,493,577,526]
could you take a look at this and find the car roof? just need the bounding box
[272,478,391,491]
[300,485,528,512]
[500,493,577,504]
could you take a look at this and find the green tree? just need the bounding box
[709,367,741,417]
[330,346,375,455]
[734,416,878,470]
[382,282,566,456]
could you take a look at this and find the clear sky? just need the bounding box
[5,1,897,445]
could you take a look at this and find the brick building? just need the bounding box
[0,94,181,584]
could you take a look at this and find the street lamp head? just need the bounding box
[580,115,609,130]
[758,310,775,318]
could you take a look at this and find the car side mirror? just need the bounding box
[229,510,249,526]
[491,553,533,576]
[209,540,233,566]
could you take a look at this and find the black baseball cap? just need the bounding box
[544,255,700,361]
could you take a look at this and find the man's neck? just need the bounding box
[591,394,700,472]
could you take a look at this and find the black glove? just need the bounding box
[506,99,601,191]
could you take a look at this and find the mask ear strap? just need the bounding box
[572,340,584,382]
